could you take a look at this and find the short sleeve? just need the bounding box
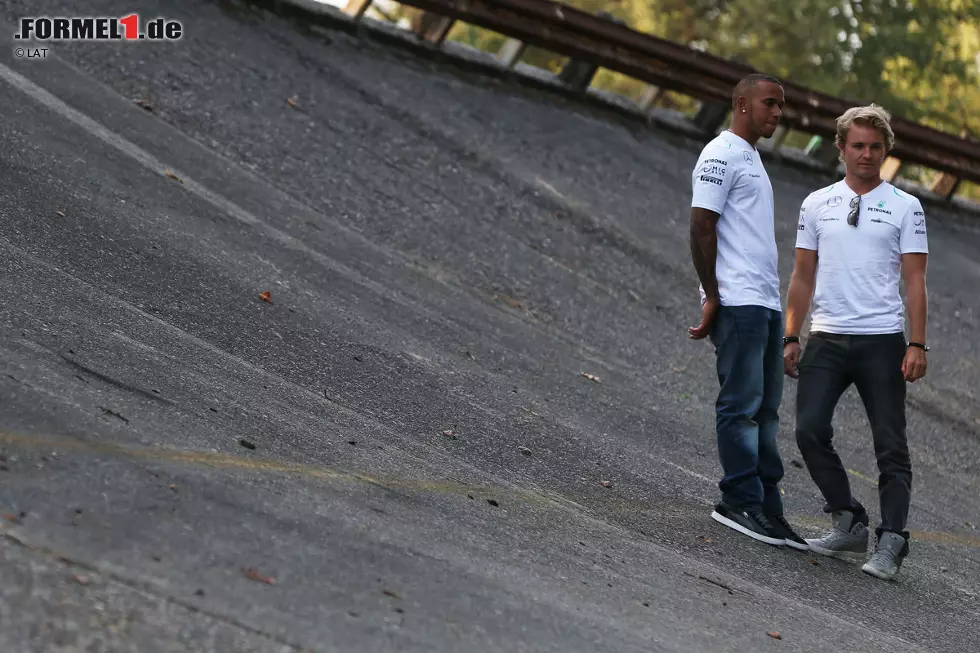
[691,150,736,214]
[900,199,929,254]
[795,196,818,250]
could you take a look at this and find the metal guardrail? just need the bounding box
[275,0,980,201]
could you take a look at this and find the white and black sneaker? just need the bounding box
[711,503,784,546]
[766,513,810,551]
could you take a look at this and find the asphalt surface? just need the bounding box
[1,1,979,651]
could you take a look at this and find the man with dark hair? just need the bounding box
[688,74,808,549]
[731,74,784,109]
[784,104,928,580]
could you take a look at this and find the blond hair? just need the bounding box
[835,104,895,161]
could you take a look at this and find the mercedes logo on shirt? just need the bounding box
[827,196,842,207]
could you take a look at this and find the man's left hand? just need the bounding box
[902,346,928,382]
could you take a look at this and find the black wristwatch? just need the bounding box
[783,336,800,345]
[908,342,930,351]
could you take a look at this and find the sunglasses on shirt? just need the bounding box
[848,195,860,226]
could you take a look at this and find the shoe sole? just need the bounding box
[711,510,784,546]
[806,541,867,560]
[784,539,810,552]
[861,563,897,581]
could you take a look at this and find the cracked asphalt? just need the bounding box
[1,1,979,651]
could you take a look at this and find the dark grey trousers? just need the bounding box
[794,332,912,539]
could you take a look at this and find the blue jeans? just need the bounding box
[709,305,785,515]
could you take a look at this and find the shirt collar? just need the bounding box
[722,130,755,152]
[841,178,889,198]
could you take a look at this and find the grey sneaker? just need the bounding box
[862,532,909,581]
[806,510,869,560]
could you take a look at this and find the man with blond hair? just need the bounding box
[783,104,929,580]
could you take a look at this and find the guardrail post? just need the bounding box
[341,0,373,20]
[556,12,624,91]
[804,135,842,168]
[929,171,960,200]
[639,85,666,112]
[556,58,599,92]
[880,157,902,183]
[410,11,455,45]
[496,38,527,69]
[691,100,729,139]
[765,124,789,154]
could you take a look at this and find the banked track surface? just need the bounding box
[1,1,979,651]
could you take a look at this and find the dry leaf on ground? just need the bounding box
[244,567,275,584]
[258,291,272,304]
[492,292,523,309]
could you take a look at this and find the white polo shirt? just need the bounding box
[690,131,781,312]
[796,180,929,335]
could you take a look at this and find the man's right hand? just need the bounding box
[688,298,720,340]
[783,341,802,378]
